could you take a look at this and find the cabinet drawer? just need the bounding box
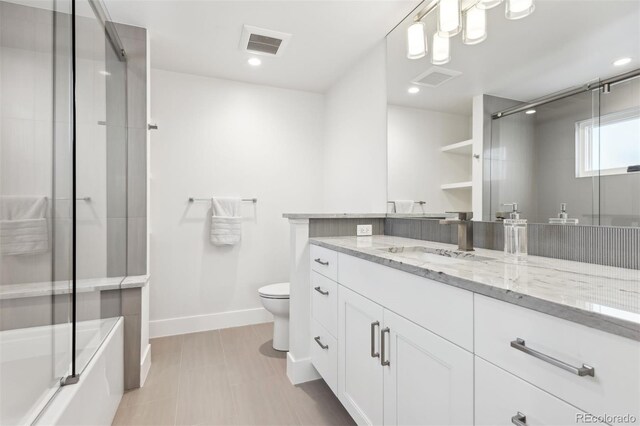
[338,252,473,351]
[311,319,338,395]
[475,294,640,420]
[311,272,337,337]
[310,245,338,281]
[476,357,604,426]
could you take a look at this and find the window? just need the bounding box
[575,107,640,178]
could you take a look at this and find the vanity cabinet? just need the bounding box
[336,285,473,426]
[309,245,640,426]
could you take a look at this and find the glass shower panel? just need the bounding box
[74,0,126,374]
[0,1,73,424]
[596,77,640,227]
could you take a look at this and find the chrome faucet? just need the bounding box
[440,212,474,251]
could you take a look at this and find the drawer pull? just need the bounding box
[381,327,390,366]
[314,258,329,266]
[370,321,380,358]
[314,336,329,350]
[314,286,329,296]
[510,338,595,377]
[511,412,527,426]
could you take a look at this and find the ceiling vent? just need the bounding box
[411,67,462,88]
[240,25,292,57]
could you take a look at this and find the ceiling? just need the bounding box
[387,0,640,115]
[103,0,421,93]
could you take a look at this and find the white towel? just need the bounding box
[210,197,241,246]
[394,200,414,214]
[0,196,49,255]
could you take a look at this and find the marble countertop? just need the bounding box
[0,274,150,300]
[283,213,388,219]
[310,236,640,341]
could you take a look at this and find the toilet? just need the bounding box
[258,282,290,351]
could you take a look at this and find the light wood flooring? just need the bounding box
[112,323,355,426]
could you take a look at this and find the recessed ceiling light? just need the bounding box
[525,109,536,115]
[248,57,262,66]
[99,70,111,76]
[613,57,631,67]
[408,87,420,94]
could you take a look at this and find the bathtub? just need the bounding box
[0,317,124,425]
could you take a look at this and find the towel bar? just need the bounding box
[188,197,257,203]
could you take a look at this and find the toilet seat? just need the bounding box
[258,282,290,299]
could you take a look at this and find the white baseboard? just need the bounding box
[139,343,151,386]
[286,352,320,385]
[149,307,273,338]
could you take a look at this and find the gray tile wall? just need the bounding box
[105,23,147,276]
[385,218,640,269]
[309,218,385,238]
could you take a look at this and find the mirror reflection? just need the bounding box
[386,0,640,226]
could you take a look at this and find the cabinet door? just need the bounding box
[383,309,473,426]
[338,286,385,426]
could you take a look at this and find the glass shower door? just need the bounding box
[0,1,74,424]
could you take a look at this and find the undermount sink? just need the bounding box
[376,246,494,263]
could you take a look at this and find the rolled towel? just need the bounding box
[1,196,48,255]
[394,200,414,214]
[210,197,241,246]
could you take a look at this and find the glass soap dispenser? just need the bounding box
[502,202,527,262]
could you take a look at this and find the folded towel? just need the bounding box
[1,196,49,255]
[394,200,414,214]
[210,197,241,246]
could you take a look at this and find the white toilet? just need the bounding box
[258,282,290,351]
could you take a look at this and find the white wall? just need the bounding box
[322,42,388,213]
[149,69,325,336]
[387,105,471,213]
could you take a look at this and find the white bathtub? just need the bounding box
[0,317,124,425]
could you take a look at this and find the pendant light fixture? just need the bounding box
[462,6,487,45]
[477,0,503,9]
[438,0,462,37]
[431,32,451,65]
[506,0,535,20]
[407,21,427,59]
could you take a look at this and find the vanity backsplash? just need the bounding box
[385,218,640,270]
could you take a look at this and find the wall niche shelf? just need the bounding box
[441,181,473,190]
[441,139,473,155]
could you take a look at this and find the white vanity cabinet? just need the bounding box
[308,244,640,426]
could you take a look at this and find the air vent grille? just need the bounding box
[411,67,462,88]
[240,25,292,57]
[247,34,283,55]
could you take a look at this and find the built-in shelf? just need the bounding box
[441,139,473,155]
[441,181,473,190]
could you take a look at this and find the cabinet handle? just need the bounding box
[314,336,329,350]
[510,338,595,377]
[314,258,329,266]
[380,327,390,366]
[511,412,527,426]
[314,286,329,296]
[370,321,380,358]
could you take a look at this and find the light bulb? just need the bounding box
[248,57,262,66]
[438,0,462,37]
[613,57,632,67]
[477,0,503,9]
[431,32,451,65]
[408,87,420,94]
[506,0,535,20]
[407,22,427,60]
[463,6,487,45]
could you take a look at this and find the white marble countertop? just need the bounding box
[0,274,150,300]
[283,213,388,219]
[310,236,640,341]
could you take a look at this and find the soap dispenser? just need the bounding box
[549,203,579,225]
[502,202,527,262]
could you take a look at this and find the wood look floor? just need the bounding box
[112,323,355,426]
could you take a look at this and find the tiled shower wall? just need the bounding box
[385,218,640,269]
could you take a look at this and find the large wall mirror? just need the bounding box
[386,0,640,226]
